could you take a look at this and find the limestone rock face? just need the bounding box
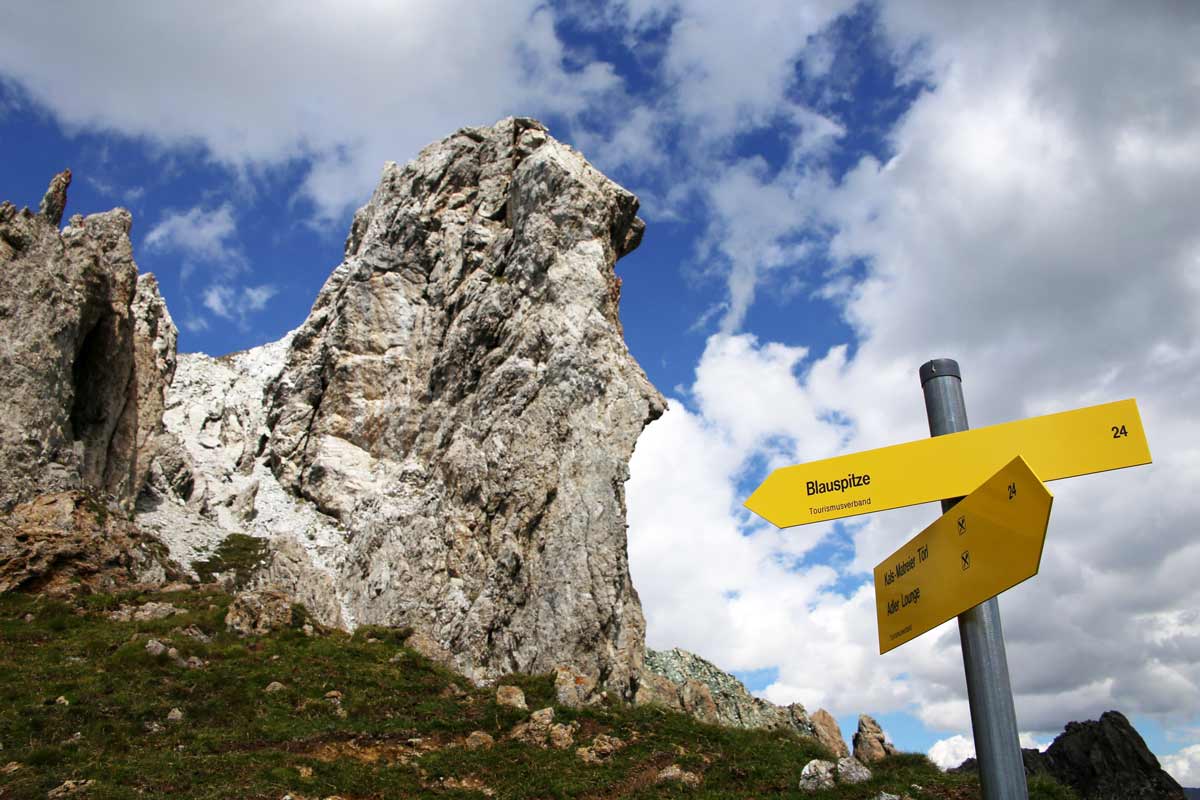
[137,118,662,693]
[135,334,350,629]
[259,117,662,693]
[639,648,816,736]
[0,175,149,509]
[128,274,179,494]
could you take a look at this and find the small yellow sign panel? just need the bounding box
[874,456,1052,654]
[746,398,1148,528]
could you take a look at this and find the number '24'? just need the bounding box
[1112,424,1128,438]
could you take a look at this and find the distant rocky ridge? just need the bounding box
[955,710,1185,800]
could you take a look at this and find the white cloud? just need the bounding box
[928,734,973,770]
[569,1,854,331]
[623,0,855,142]
[144,204,243,273]
[0,1,623,223]
[927,732,1049,771]
[6,0,1198,758]
[628,0,1200,752]
[180,316,209,334]
[202,283,277,326]
[1162,744,1200,787]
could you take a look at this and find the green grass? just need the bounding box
[192,534,270,587]
[0,590,1078,799]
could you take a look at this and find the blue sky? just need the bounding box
[3,0,1200,779]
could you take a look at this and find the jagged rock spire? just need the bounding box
[39,168,71,226]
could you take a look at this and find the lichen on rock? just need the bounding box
[639,647,816,736]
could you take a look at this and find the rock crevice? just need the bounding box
[0,171,174,512]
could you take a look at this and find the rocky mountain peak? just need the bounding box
[955,709,1185,800]
[136,117,665,698]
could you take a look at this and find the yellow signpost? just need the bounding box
[741,357,1152,800]
[745,398,1149,528]
[874,456,1052,654]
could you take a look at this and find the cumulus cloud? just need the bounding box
[927,734,974,770]
[568,0,854,331]
[927,732,1049,771]
[0,1,623,223]
[145,203,242,261]
[202,284,277,327]
[6,0,1198,757]
[626,0,1200,750]
[1162,744,1200,787]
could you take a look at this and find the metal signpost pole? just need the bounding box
[920,359,1028,800]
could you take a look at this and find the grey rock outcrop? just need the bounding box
[260,116,661,694]
[141,118,663,695]
[955,710,1185,800]
[39,168,71,227]
[0,174,152,510]
[1039,711,1185,799]
[638,648,816,737]
[128,274,179,494]
[0,172,176,515]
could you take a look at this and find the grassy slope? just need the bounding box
[0,589,1076,800]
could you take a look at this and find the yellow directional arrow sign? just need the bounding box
[875,456,1052,654]
[745,398,1149,528]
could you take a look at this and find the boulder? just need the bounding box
[576,733,624,764]
[47,779,94,799]
[0,491,177,595]
[511,707,577,749]
[799,759,836,791]
[853,714,898,763]
[496,685,527,711]
[836,756,872,784]
[656,765,701,787]
[811,708,850,758]
[464,731,494,750]
[224,589,294,636]
[109,601,181,622]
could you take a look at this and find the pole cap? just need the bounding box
[919,358,961,386]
